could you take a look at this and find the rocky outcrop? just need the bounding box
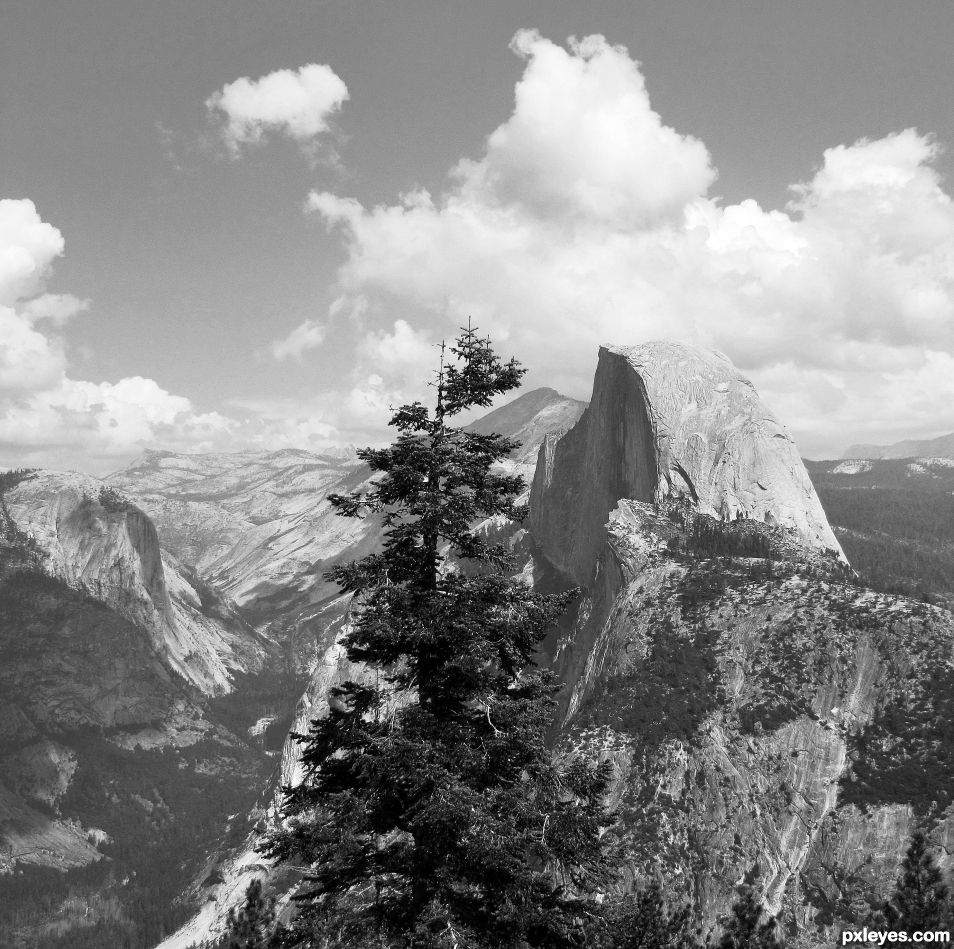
[106,448,371,613]
[529,342,954,944]
[5,471,268,694]
[531,343,842,585]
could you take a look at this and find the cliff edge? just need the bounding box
[531,342,843,585]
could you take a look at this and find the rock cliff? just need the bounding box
[106,448,370,610]
[4,471,267,694]
[529,342,954,944]
[0,469,275,896]
[531,343,842,586]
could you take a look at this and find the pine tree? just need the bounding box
[719,878,782,949]
[263,325,613,949]
[218,879,277,949]
[606,881,703,949]
[882,830,950,934]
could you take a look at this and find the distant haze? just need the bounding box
[842,431,954,460]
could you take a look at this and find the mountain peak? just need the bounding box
[531,341,843,583]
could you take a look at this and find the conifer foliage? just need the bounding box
[881,830,950,934]
[264,325,612,948]
[603,881,703,949]
[217,879,279,949]
[718,878,782,949]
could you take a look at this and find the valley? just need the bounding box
[1,361,952,948]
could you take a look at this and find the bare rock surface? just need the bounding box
[5,470,268,694]
[531,342,843,585]
[106,448,372,613]
[529,342,954,943]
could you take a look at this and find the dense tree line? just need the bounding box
[807,461,954,602]
[0,731,271,949]
[225,849,954,949]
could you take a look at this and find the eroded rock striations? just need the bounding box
[0,469,272,891]
[5,471,267,694]
[531,343,842,585]
[530,342,954,945]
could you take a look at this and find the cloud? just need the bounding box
[459,30,716,228]
[0,199,243,473]
[0,199,64,305]
[0,200,375,471]
[0,377,238,465]
[207,63,348,155]
[290,32,954,456]
[22,293,90,325]
[271,319,325,360]
[0,304,67,392]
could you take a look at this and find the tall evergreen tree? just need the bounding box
[216,879,278,949]
[719,877,782,949]
[882,830,950,934]
[263,325,613,949]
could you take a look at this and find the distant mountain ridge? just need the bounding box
[466,386,586,465]
[842,430,954,459]
[5,376,954,948]
[0,387,584,949]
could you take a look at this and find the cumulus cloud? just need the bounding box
[0,199,376,472]
[0,199,243,473]
[22,293,90,325]
[0,199,64,305]
[289,32,954,456]
[458,30,716,228]
[207,63,348,154]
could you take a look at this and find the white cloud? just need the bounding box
[0,199,64,305]
[271,319,325,360]
[0,304,66,392]
[207,63,348,154]
[22,293,90,325]
[0,200,243,473]
[292,32,954,456]
[357,319,435,372]
[0,200,378,471]
[457,30,716,228]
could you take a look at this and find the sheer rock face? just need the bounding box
[5,471,267,695]
[531,343,843,585]
[528,342,954,941]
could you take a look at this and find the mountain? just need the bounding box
[530,343,954,942]
[151,390,586,949]
[163,349,954,947]
[842,431,954,460]
[6,373,954,948]
[0,470,283,949]
[4,470,270,694]
[465,386,586,467]
[531,343,843,588]
[806,457,954,605]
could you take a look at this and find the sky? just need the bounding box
[4,0,954,473]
